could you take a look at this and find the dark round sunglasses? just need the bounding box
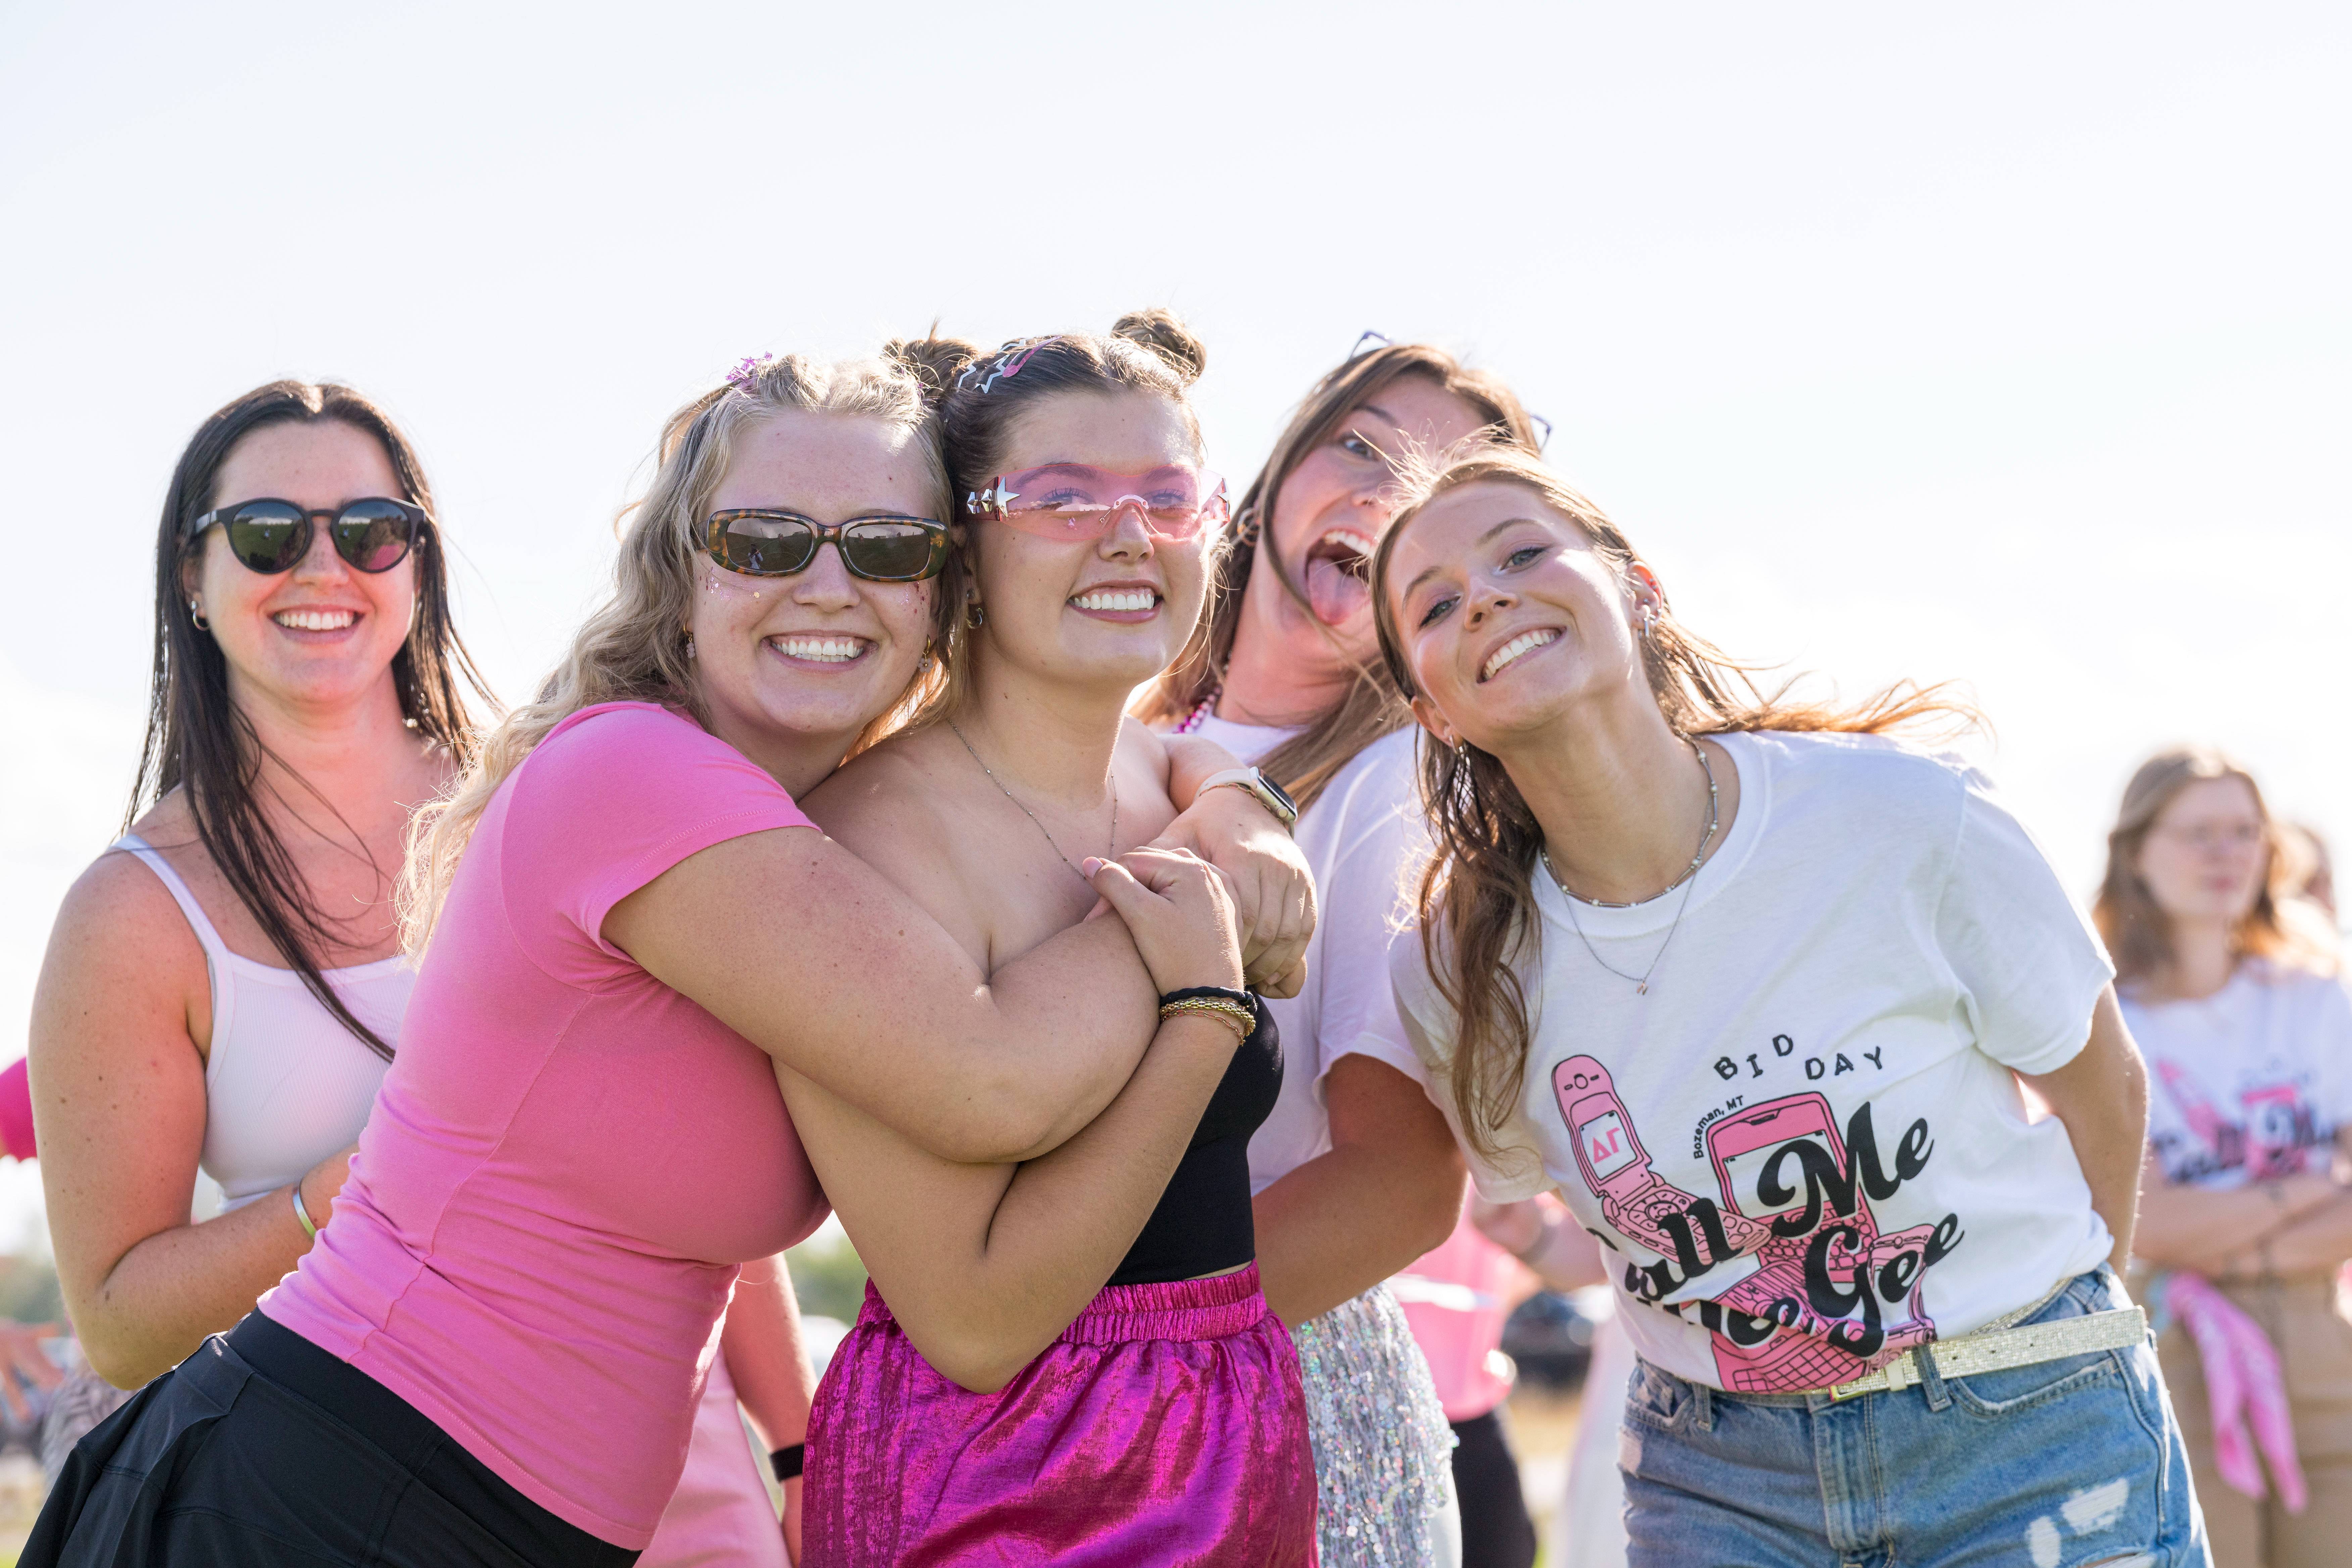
[190,497,428,575]
[705,510,949,583]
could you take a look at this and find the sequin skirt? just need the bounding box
[1290,1283,1459,1567]
[805,1263,1317,1566]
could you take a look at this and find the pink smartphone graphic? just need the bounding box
[1705,1092,1875,1247]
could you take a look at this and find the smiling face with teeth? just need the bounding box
[968,390,1212,696]
[1382,478,1661,757]
[186,420,422,715]
[687,409,941,781]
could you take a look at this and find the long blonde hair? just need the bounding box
[400,350,952,950]
[1133,342,1541,812]
[2093,746,2337,985]
[1371,446,1975,1163]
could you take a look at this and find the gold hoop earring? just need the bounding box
[965,600,986,630]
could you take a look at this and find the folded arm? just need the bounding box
[612,827,1162,1165]
[777,1008,1239,1392]
[2133,1162,2343,1275]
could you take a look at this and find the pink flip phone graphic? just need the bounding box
[1553,1057,1768,1262]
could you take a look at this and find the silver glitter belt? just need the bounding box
[1827,1306,2147,1401]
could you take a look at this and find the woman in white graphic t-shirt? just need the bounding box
[1365,443,2208,1568]
[2106,746,2352,1568]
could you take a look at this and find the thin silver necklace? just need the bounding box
[947,720,1118,883]
[1539,740,1718,996]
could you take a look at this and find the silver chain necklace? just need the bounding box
[947,720,1118,883]
[1540,741,1718,996]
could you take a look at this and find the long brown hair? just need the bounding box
[132,381,491,1060]
[2093,746,2337,985]
[1370,446,1973,1162]
[402,349,951,950]
[1134,342,1541,812]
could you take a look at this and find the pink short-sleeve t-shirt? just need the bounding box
[262,702,830,1548]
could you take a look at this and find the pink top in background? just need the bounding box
[1393,1203,1529,1422]
[0,1057,34,1161]
[262,703,830,1548]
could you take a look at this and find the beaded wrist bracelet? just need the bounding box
[1158,985,1258,1041]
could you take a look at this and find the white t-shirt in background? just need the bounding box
[2126,964,2352,1191]
[1382,730,2118,1394]
[1187,715,1435,1192]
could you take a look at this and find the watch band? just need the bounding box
[771,1442,805,1482]
[1197,766,1299,827]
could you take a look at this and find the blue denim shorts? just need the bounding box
[1619,1268,2211,1568]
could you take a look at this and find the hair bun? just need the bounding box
[885,332,981,407]
[1111,308,1206,386]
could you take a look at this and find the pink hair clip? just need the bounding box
[727,354,775,390]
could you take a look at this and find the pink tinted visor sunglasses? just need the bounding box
[966,464,1229,542]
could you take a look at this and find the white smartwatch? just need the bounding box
[1198,766,1300,827]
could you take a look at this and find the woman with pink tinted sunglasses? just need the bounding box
[792,313,1318,1564]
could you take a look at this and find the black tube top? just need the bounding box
[1106,998,1283,1286]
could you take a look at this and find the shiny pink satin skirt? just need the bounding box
[805,1264,1317,1566]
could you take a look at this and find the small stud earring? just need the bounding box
[189,599,209,631]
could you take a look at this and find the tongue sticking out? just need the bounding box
[1305,552,1370,625]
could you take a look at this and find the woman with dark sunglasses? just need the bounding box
[28,380,827,1568]
[26,379,480,1454]
[788,315,1317,1565]
[26,353,1306,1568]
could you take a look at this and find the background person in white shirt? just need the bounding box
[2109,746,2352,1568]
[1368,444,2207,1568]
[1137,337,1544,1566]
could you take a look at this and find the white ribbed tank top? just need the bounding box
[113,835,410,1212]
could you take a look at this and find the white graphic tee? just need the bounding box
[2127,964,2352,1191]
[1383,730,2118,1394]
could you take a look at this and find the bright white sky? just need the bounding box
[1,3,2346,1249]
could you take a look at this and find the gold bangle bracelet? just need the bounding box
[1157,997,1254,1040]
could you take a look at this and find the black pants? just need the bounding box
[23,1313,636,1568]
[1452,1408,1538,1568]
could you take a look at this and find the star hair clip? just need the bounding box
[956,336,1058,395]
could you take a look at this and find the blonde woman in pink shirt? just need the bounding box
[26,349,1307,1568]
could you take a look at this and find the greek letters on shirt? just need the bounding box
[1555,1047,1963,1393]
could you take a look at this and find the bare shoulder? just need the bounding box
[37,841,209,1041]
[1117,716,1171,773]
[801,730,962,884]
